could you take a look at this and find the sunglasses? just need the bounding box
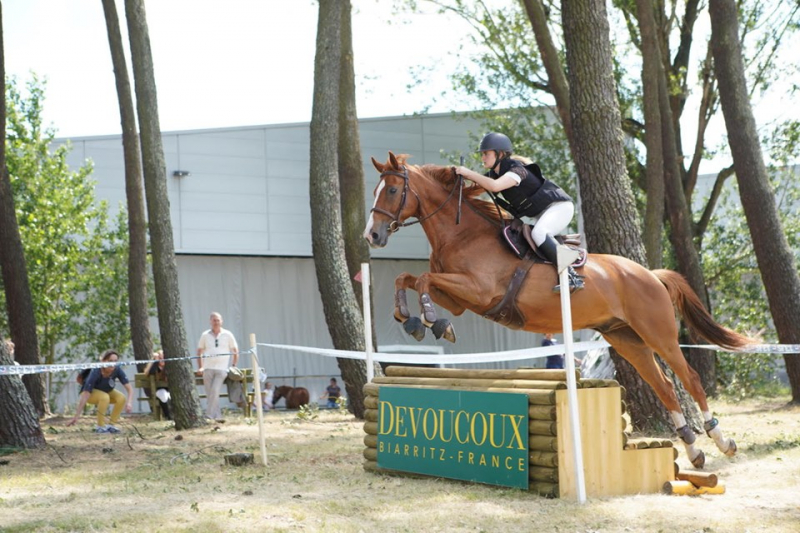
[215,338,218,348]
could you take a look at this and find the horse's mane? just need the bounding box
[389,154,511,223]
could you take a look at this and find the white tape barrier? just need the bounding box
[0,350,250,376]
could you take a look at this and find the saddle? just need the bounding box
[483,219,587,330]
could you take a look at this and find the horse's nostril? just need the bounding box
[371,232,379,241]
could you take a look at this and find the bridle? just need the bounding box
[370,166,465,233]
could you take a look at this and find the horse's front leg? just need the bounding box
[394,273,427,341]
[415,272,482,343]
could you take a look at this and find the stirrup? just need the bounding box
[553,267,584,294]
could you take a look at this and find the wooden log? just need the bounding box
[364,409,379,422]
[673,447,679,460]
[364,447,377,461]
[528,420,558,436]
[529,450,558,467]
[384,366,577,382]
[677,470,718,488]
[363,382,557,405]
[624,439,651,450]
[223,453,254,467]
[662,479,725,495]
[579,378,620,388]
[529,405,557,420]
[372,376,570,390]
[364,421,378,435]
[660,439,674,448]
[529,466,559,483]
[528,436,559,452]
[364,395,379,409]
[529,481,559,498]
[364,434,377,448]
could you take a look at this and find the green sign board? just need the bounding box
[376,387,529,489]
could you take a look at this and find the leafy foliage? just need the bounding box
[1,76,155,400]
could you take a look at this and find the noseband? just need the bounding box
[370,166,464,233]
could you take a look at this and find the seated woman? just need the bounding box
[143,350,171,420]
[67,349,133,433]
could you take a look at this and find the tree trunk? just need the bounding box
[310,0,367,419]
[101,0,153,371]
[125,0,205,428]
[710,0,800,403]
[335,0,371,414]
[561,0,700,431]
[0,5,48,418]
[635,0,665,270]
[0,340,45,448]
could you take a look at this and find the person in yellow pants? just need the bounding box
[67,350,133,433]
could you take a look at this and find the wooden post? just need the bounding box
[559,264,586,504]
[362,263,374,383]
[250,333,267,466]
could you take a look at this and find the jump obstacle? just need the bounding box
[361,365,686,498]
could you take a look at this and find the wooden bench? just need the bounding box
[135,369,255,420]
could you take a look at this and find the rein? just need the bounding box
[371,166,465,233]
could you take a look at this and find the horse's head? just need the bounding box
[363,151,419,248]
[272,385,290,405]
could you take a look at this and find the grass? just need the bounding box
[0,397,799,532]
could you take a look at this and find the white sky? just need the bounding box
[4,0,474,138]
[4,1,797,175]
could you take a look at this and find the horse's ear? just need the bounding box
[388,151,399,170]
[371,156,385,173]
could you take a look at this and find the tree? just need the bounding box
[125,0,205,429]
[0,3,45,444]
[101,0,153,369]
[0,19,46,417]
[560,0,692,431]
[310,0,368,419]
[336,0,371,414]
[709,0,800,403]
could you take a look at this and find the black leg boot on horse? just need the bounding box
[538,234,585,293]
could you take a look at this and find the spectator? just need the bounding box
[542,333,582,370]
[253,379,274,412]
[143,350,171,420]
[319,377,341,408]
[4,339,18,366]
[196,312,238,421]
[67,350,133,433]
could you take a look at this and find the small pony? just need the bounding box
[272,385,310,409]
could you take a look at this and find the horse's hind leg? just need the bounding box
[601,328,707,469]
[642,334,737,458]
[394,273,426,341]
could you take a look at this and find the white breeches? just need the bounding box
[529,201,574,246]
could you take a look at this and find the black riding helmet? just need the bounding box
[478,132,513,153]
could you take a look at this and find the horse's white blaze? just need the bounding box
[363,179,386,242]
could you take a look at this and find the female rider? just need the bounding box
[456,132,583,292]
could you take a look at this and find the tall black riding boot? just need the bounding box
[538,235,584,293]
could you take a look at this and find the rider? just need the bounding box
[456,132,584,292]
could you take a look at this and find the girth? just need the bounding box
[482,254,539,330]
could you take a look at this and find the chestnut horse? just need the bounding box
[363,152,755,469]
[272,386,310,409]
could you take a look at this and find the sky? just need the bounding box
[4,0,474,138]
[4,1,798,175]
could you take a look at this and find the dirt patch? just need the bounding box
[1,399,799,533]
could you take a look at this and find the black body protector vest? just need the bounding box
[487,158,572,218]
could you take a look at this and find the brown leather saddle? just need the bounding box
[483,219,586,329]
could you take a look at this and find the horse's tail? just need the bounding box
[653,269,755,351]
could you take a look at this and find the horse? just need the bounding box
[272,385,310,409]
[363,151,756,469]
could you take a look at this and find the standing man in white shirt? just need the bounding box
[196,312,238,421]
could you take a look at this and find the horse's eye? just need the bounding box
[389,187,398,194]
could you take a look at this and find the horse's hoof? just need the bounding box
[690,450,706,469]
[725,439,737,457]
[432,319,456,343]
[403,317,426,341]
